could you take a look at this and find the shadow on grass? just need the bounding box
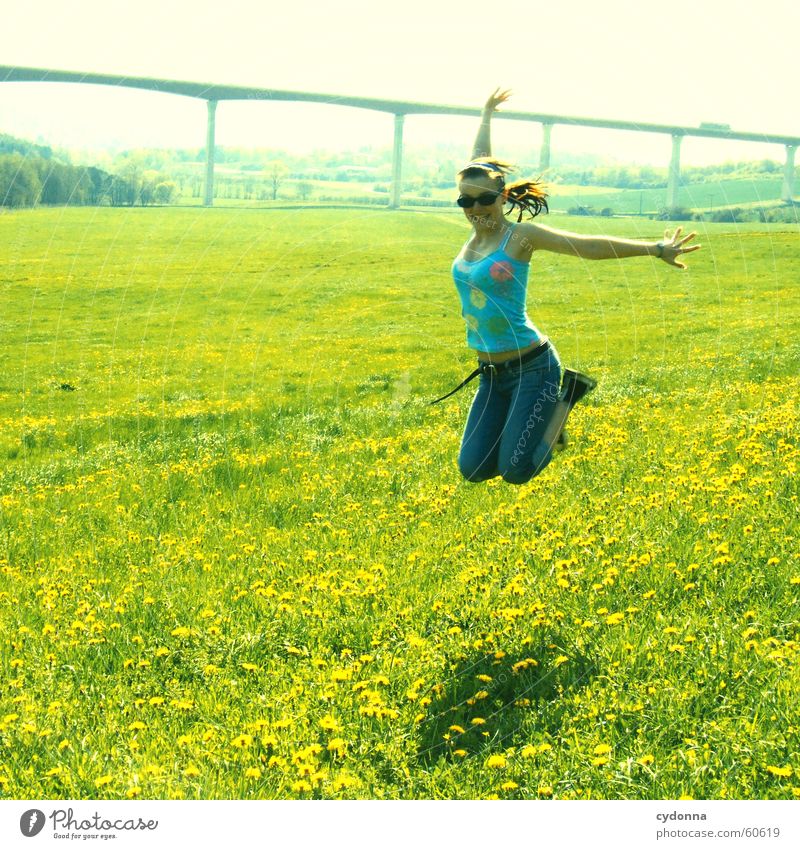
[415,638,596,768]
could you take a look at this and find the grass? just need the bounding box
[0,206,798,800]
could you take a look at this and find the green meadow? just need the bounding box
[0,206,798,800]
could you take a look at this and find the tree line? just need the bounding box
[0,135,178,208]
[0,154,178,208]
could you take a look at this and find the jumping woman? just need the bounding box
[431,88,701,485]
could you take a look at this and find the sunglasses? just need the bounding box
[456,191,500,208]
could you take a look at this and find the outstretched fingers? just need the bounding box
[487,88,513,110]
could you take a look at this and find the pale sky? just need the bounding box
[1,0,797,167]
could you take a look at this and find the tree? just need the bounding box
[295,181,313,201]
[267,162,287,200]
[154,181,177,204]
[0,154,42,207]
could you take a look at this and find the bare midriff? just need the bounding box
[475,337,547,364]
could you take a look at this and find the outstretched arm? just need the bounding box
[520,223,701,270]
[471,88,512,159]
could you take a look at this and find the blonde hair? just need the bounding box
[457,156,548,222]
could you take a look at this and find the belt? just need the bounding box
[428,339,552,405]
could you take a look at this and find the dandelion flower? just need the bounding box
[319,715,341,732]
[765,765,792,778]
[486,755,506,768]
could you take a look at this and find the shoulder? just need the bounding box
[512,220,590,258]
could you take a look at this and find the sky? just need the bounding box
[1,0,797,167]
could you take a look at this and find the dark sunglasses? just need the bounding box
[456,191,500,208]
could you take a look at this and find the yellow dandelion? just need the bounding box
[453,749,468,757]
[448,725,466,734]
[244,767,261,779]
[592,757,609,766]
[765,765,792,778]
[231,734,253,748]
[183,765,201,778]
[486,755,507,768]
[327,738,347,756]
[331,773,359,791]
[126,786,141,798]
[638,754,655,765]
[292,780,312,793]
[593,744,612,755]
[95,774,113,788]
[537,786,553,797]
[500,781,519,790]
[471,718,486,726]
[319,715,341,732]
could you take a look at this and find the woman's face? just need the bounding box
[457,174,505,227]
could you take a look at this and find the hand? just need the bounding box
[483,87,512,113]
[658,227,701,269]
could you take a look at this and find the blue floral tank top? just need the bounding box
[451,222,544,353]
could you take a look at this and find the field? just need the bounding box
[0,207,798,800]
[189,172,792,214]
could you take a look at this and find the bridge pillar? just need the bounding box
[204,99,217,207]
[390,114,404,209]
[667,133,683,209]
[782,144,796,202]
[539,122,552,171]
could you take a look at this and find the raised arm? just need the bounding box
[519,223,701,270]
[471,88,512,159]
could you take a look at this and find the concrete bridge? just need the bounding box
[2,65,798,209]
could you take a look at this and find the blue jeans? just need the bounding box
[458,343,563,485]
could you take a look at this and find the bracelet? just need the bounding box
[655,241,664,258]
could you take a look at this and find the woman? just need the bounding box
[432,88,701,485]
